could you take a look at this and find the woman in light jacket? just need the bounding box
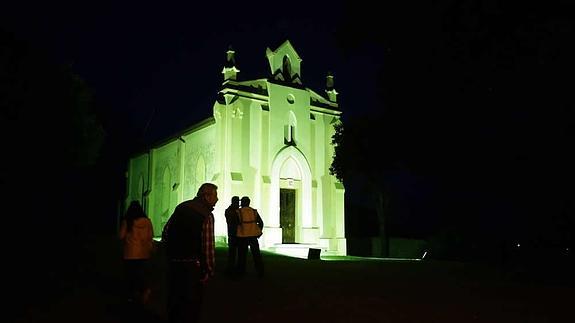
[119,200,154,304]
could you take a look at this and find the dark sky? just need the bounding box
[1,0,358,145]
[2,1,574,243]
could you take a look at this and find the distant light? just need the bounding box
[516,243,521,248]
[421,251,427,259]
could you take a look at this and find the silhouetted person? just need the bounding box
[162,183,218,323]
[236,196,264,278]
[224,196,240,275]
[119,200,155,305]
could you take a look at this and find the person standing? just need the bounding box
[162,183,218,323]
[236,196,264,278]
[224,196,240,275]
[119,200,155,305]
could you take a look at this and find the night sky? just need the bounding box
[2,1,574,247]
[2,1,354,144]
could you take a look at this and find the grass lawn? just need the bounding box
[13,235,573,323]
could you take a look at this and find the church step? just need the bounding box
[265,243,327,259]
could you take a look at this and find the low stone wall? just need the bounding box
[347,236,428,258]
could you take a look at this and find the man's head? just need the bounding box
[231,196,240,205]
[240,196,250,207]
[197,183,219,209]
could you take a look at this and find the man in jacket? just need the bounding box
[224,196,240,275]
[162,183,218,323]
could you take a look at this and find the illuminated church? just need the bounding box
[125,40,346,256]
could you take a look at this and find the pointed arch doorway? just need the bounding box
[270,146,312,245]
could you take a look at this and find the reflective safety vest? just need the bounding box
[236,207,262,238]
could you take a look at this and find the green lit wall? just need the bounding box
[126,40,346,255]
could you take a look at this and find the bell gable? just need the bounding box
[265,40,303,85]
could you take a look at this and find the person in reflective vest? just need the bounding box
[235,196,264,278]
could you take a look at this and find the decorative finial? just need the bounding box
[325,71,338,102]
[222,45,240,81]
[225,45,236,67]
[326,71,334,90]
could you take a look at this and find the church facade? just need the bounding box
[125,40,346,256]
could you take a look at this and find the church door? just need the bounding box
[280,188,296,243]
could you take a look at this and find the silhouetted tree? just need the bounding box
[330,115,402,257]
[335,0,575,260]
[1,27,105,314]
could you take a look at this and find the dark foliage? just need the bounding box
[333,0,575,260]
[1,27,106,316]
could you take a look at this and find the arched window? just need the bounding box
[283,55,292,81]
[138,175,144,206]
[195,155,206,194]
[284,111,297,145]
[161,167,171,226]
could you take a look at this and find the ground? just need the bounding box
[13,235,573,323]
